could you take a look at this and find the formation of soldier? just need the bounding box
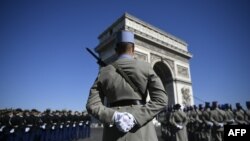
[159,101,250,141]
[0,108,91,141]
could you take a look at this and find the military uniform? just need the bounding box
[160,106,173,141]
[224,104,235,125]
[210,102,226,141]
[86,30,168,141]
[234,103,247,125]
[169,104,188,141]
[197,105,205,141]
[187,106,199,141]
[40,110,53,141]
[9,110,24,141]
[0,111,12,141]
[201,102,213,141]
[245,101,250,125]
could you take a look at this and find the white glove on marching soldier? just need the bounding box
[113,111,136,133]
[218,123,224,128]
[176,124,183,130]
[25,127,30,132]
[207,121,213,127]
[10,129,15,133]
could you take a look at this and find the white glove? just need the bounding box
[218,123,224,128]
[52,126,55,130]
[176,124,183,129]
[41,124,46,129]
[0,126,5,132]
[207,121,213,126]
[25,127,30,132]
[10,128,15,133]
[230,119,235,123]
[113,112,136,133]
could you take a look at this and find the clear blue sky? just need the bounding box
[1,0,250,111]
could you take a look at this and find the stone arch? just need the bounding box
[151,58,175,79]
[152,60,176,106]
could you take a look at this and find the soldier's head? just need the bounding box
[212,101,218,109]
[174,104,181,110]
[236,103,242,110]
[115,30,135,56]
[14,108,23,116]
[45,109,51,114]
[31,109,39,116]
[224,104,229,110]
[189,106,193,111]
[68,110,72,115]
[24,110,30,116]
[246,101,250,109]
[205,102,210,109]
[198,104,203,110]
[193,105,197,110]
[183,107,187,112]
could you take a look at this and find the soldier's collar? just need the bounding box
[118,54,133,59]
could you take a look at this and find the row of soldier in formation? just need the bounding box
[0,108,91,141]
[158,101,250,141]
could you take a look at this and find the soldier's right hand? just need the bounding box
[113,111,136,132]
[10,128,15,133]
[207,121,213,127]
[176,124,183,130]
[218,123,224,128]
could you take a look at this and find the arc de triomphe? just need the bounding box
[95,13,194,107]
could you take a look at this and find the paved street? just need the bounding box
[78,127,164,141]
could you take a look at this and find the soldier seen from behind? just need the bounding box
[245,101,250,125]
[210,101,226,141]
[86,30,168,141]
[201,102,213,141]
[234,103,247,125]
[223,104,235,125]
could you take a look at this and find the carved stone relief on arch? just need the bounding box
[181,87,191,106]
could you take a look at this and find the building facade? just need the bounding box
[95,13,194,107]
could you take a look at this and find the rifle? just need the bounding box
[86,48,106,67]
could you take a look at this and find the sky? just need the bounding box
[0,0,250,111]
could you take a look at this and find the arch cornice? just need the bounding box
[150,53,176,79]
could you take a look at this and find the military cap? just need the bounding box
[236,103,242,108]
[246,101,250,106]
[117,30,134,44]
[24,109,30,113]
[16,108,23,112]
[45,109,51,113]
[174,104,181,109]
[193,105,197,109]
[205,102,210,108]
[212,101,218,107]
[31,109,39,112]
[198,104,203,110]
[224,103,229,109]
